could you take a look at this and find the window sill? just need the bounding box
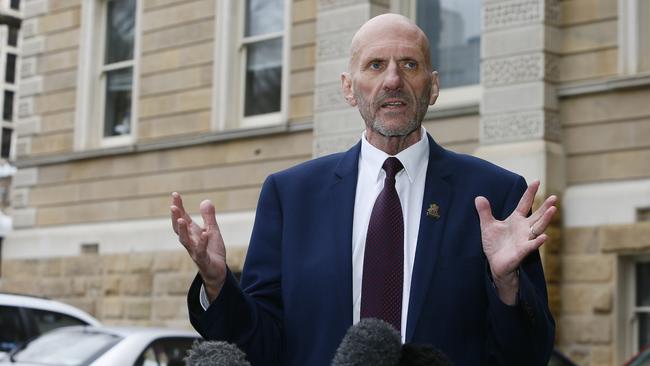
[15,121,313,168]
[557,72,650,97]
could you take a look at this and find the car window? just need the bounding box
[0,305,27,352]
[29,308,89,334]
[13,329,121,366]
[135,337,198,366]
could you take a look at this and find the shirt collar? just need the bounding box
[360,127,429,184]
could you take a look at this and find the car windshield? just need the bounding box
[12,328,122,366]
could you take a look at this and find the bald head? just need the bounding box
[349,13,432,72]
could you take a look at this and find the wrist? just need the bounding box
[492,269,519,306]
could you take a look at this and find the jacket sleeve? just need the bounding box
[484,176,555,366]
[187,175,285,366]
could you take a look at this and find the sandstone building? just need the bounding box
[0,0,649,365]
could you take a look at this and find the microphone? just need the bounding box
[184,340,251,366]
[398,344,452,366]
[331,318,403,366]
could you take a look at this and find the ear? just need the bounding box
[341,72,357,107]
[429,70,440,105]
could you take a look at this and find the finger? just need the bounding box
[170,205,181,234]
[195,231,209,261]
[474,196,495,226]
[529,195,557,223]
[530,206,557,237]
[200,200,219,231]
[518,234,547,260]
[177,218,193,250]
[514,180,540,216]
[172,192,194,224]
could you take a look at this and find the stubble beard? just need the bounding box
[355,87,431,138]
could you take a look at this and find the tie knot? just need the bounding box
[383,157,403,180]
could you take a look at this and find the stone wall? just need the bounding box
[0,247,247,328]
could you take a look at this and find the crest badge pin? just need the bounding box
[426,203,440,219]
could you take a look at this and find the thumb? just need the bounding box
[199,200,219,231]
[475,196,495,227]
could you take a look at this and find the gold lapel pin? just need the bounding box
[426,203,440,219]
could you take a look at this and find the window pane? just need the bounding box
[3,91,13,122]
[10,0,19,10]
[641,313,650,349]
[105,0,135,65]
[8,26,18,47]
[245,0,283,37]
[30,308,89,334]
[640,0,650,72]
[637,262,650,306]
[104,68,132,137]
[6,54,16,84]
[417,0,480,88]
[244,37,282,117]
[0,305,27,353]
[1,128,12,159]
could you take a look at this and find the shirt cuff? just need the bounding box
[199,283,211,310]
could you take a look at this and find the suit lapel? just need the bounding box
[406,135,453,341]
[329,142,361,329]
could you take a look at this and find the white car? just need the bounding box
[1,326,200,366]
[0,293,101,356]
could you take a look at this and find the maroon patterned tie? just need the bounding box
[360,157,404,332]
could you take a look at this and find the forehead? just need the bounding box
[356,41,426,63]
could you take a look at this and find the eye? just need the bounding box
[403,60,417,70]
[368,61,382,70]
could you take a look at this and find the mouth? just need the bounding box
[380,100,407,109]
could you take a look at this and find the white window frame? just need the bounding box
[75,0,141,150]
[619,255,650,363]
[391,0,482,110]
[0,24,19,162]
[619,0,650,75]
[212,0,291,131]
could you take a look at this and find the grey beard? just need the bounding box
[371,118,420,137]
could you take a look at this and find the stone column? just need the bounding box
[312,0,389,157]
[475,0,564,320]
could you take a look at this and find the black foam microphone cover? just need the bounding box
[184,340,251,366]
[331,318,403,366]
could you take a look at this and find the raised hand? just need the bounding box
[171,192,227,301]
[474,181,557,305]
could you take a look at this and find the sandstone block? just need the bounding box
[142,0,214,32]
[561,255,613,282]
[128,254,153,273]
[103,255,129,274]
[292,45,316,72]
[39,9,80,34]
[103,275,121,296]
[152,297,187,320]
[142,20,213,54]
[41,278,72,297]
[139,65,212,97]
[291,69,315,96]
[139,88,211,119]
[293,0,317,23]
[591,345,612,365]
[63,256,102,276]
[560,0,617,26]
[564,227,600,254]
[559,48,617,82]
[559,315,612,343]
[140,41,213,75]
[153,251,186,272]
[568,150,650,184]
[562,20,616,54]
[125,300,152,320]
[292,21,315,47]
[71,278,86,296]
[138,110,210,141]
[153,273,195,296]
[33,89,76,114]
[600,221,650,252]
[289,94,314,121]
[40,258,63,277]
[63,298,95,316]
[30,132,74,155]
[101,297,124,319]
[45,29,79,52]
[121,274,153,296]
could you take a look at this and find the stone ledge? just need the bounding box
[557,73,650,97]
[14,122,313,168]
[600,221,650,252]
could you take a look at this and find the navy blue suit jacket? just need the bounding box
[187,135,555,365]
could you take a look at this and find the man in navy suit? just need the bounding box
[171,14,556,366]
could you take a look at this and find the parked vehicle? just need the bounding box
[549,348,578,366]
[0,293,101,357]
[1,326,200,366]
[625,344,650,366]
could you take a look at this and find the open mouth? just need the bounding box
[381,100,407,108]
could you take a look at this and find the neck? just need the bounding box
[365,127,422,155]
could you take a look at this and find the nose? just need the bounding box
[382,60,403,91]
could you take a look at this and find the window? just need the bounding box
[394,0,481,107]
[620,0,650,74]
[213,0,290,129]
[10,0,19,10]
[0,24,18,161]
[620,256,650,362]
[0,305,27,353]
[28,308,89,334]
[75,0,140,149]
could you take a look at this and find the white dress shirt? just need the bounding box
[201,128,430,341]
[352,127,429,340]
